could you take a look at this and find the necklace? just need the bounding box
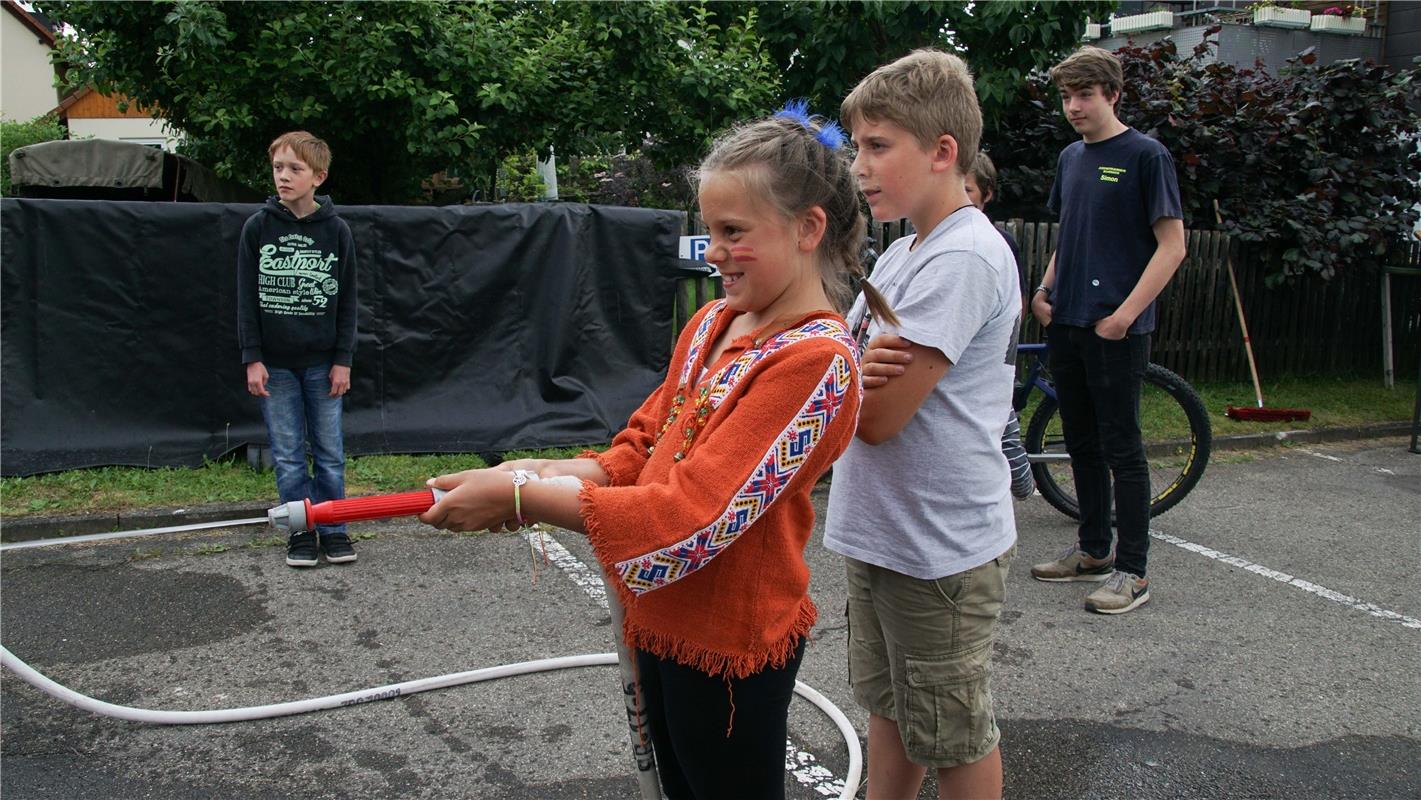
[649,383,713,461]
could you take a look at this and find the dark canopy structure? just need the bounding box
[7,139,263,203]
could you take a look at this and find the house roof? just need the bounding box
[3,0,57,46]
[51,84,92,116]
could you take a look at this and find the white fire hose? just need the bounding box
[0,489,864,800]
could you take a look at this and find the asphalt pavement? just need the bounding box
[2,437,1418,799]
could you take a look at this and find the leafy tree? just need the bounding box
[1,114,68,196]
[37,1,780,203]
[718,0,1115,123]
[496,149,694,210]
[989,32,1421,283]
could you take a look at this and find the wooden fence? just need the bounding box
[677,215,1421,384]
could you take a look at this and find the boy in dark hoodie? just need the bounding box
[237,131,359,568]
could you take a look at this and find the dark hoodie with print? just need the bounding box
[236,195,358,369]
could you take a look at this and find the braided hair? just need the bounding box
[696,103,898,327]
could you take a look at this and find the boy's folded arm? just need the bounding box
[860,333,914,389]
[856,339,950,445]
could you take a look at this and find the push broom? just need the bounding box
[1215,200,1311,423]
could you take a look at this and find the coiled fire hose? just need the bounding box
[0,484,864,800]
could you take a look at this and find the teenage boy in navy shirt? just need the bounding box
[1028,47,1185,614]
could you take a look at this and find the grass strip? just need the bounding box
[1,377,1412,518]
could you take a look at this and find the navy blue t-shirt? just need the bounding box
[1047,127,1182,334]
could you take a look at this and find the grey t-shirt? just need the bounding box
[824,206,1018,579]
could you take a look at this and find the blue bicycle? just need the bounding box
[1014,342,1212,520]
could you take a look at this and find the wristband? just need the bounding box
[1033,284,1052,297]
[511,469,533,527]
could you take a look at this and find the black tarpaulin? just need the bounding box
[1,198,696,476]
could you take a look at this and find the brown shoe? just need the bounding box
[1084,571,1150,614]
[1030,544,1114,582]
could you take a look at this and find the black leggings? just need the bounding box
[635,640,805,800]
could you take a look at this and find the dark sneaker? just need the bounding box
[286,531,319,568]
[1030,544,1115,582]
[321,532,357,564]
[1084,570,1150,615]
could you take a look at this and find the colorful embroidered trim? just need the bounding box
[656,302,857,461]
[616,352,858,595]
[705,319,857,410]
[676,301,727,387]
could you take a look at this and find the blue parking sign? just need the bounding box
[678,235,718,276]
[679,234,710,260]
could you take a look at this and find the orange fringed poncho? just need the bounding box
[579,301,861,679]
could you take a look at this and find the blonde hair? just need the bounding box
[697,112,897,326]
[268,131,331,174]
[840,48,981,175]
[1049,47,1124,104]
[970,151,998,203]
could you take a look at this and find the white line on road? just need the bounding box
[523,528,607,606]
[524,528,849,797]
[1151,530,1421,629]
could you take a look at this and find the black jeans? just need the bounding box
[636,639,805,800]
[1047,323,1152,577]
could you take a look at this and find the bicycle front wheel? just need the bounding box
[1025,363,1211,521]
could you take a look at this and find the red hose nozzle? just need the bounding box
[268,489,447,533]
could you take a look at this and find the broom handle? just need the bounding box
[1216,200,1265,409]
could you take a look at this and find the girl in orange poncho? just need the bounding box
[421,104,894,800]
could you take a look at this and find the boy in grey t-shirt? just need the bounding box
[824,49,1017,799]
[824,208,1018,578]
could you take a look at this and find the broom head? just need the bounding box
[1226,405,1312,422]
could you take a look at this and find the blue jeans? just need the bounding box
[1047,324,1151,577]
[260,364,346,536]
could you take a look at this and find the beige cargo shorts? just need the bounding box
[845,546,1015,768]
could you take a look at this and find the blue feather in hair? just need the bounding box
[815,120,846,151]
[774,99,845,151]
[774,98,814,126]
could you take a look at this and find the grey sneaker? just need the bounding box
[1030,544,1115,582]
[285,531,319,568]
[321,532,357,564]
[1084,571,1150,615]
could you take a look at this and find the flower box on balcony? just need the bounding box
[1309,14,1365,34]
[1111,10,1174,35]
[1252,6,1312,29]
[1082,21,1102,40]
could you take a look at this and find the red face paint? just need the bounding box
[730,246,757,263]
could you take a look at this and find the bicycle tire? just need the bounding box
[1025,363,1211,521]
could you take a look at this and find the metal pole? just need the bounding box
[1410,348,1420,455]
[606,592,661,800]
[1382,269,1394,389]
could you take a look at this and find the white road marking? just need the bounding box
[523,528,606,606]
[525,528,847,796]
[1151,531,1421,629]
